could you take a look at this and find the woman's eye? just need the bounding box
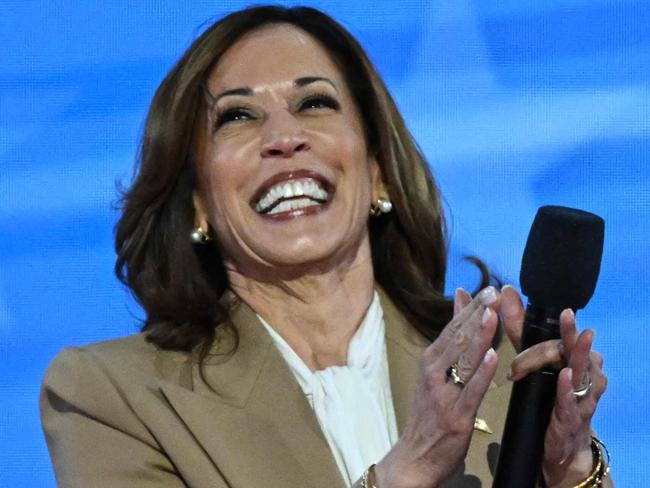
[299,95,340,112]
[214,108,253,129]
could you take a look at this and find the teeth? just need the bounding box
[268,197,317,215]
[255,178,329,213]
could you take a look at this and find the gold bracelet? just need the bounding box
[361,464,377,488]
[573,437,611,487]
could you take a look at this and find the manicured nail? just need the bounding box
[454,288,463,314]
[562,308,575,321]
[501,285,520,314]
[481,308,492,327]
[479,286,497,305]
[501,284,518,299]
[483,348,496,363]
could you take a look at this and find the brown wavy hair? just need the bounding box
[115,5,490,359]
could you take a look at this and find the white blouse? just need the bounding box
[257,292,398,486]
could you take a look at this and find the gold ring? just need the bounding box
[446,364,466,387]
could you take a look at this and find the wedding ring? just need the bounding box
[446,364,466,387]
[573,377,593,399]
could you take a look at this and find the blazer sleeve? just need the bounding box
[40,347,187,488]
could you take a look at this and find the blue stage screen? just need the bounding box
[1,1,648,485]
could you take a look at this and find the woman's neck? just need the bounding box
[226,245,375,372]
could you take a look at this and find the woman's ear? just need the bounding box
[192,192,210,230]
[369,157,389,201]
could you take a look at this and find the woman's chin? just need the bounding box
[243,231,369,279]
[254,241,343,271]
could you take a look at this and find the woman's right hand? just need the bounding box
[374,287,500,488]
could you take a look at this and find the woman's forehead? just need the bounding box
[207,24,346,95]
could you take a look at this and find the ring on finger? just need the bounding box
[446,363,467,387]
[573,377,593,399]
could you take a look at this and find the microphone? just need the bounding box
[492,206,604,488]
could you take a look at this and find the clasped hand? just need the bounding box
[374,286,607,488]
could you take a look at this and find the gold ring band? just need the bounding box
[446,364,466,387]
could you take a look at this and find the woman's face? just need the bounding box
[194,23,383,277]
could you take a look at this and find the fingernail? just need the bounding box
[481,308,491,327]
[479,286,497,305]
[454,288,463,314]
[506,369,513,381]
[484,348,496,363]
[501,286,520,316]
[562,308,575,321]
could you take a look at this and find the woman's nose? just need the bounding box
[260,113,311,158]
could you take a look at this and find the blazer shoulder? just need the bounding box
[40,334,194,459]
[42,333,193,404]
[40,335,197,487]
[71,332,163,366]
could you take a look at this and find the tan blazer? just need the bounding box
[40,291,531,487]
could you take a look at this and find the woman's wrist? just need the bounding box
[572,437,610,487]
[544,437,610,488]
[373,453,441,488]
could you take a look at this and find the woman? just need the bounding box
[40,6,609,488]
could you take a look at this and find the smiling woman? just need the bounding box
[193,25,380,281]
[40,5,611,488]
[111,5,454,359]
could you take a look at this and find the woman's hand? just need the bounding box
[374,287,500,488]
[500,285,608,488]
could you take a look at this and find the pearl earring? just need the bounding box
[190,227,211,244]
[370,197,393,217]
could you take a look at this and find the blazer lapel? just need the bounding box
[159,299,345,488]
[378,290,431,433]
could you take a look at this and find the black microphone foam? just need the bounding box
[521,205,604,311]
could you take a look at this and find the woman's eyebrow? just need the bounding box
[214,87,253,103]
[295,76,338,92]
[214,76,338,103]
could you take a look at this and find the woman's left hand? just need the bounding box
[499,285,608,488]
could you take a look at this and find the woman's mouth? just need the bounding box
[251,171,334,217]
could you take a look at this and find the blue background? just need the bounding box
[1,0,648,485]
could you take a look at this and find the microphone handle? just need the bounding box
[492,304,562,488]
